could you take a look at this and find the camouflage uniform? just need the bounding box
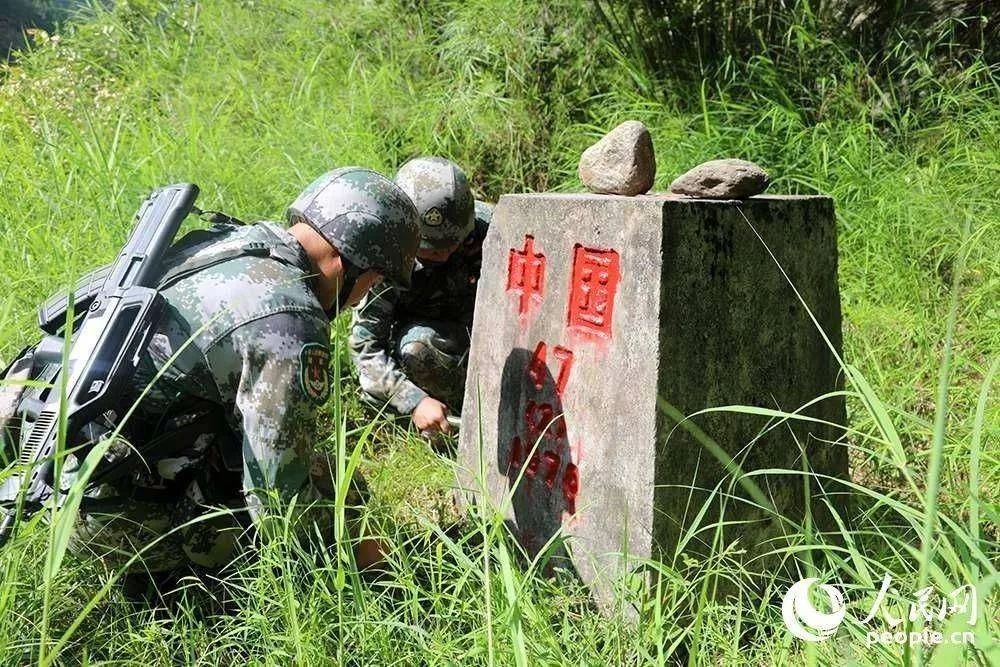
[4,169,418,574]
[349,201,492,413]
[71,221,350,571]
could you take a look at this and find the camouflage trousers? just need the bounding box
[393,320,470,409]
[72,461,248,573]
[71,446,367,574]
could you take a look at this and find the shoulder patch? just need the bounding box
[299,342,331,404]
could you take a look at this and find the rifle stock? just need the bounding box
[0,183,198,546]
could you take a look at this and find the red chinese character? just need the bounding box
[567,245,621,339]
[527,342,574,398]
[507,235,546,316]
[552,346,574,397]
[526,341,547,391]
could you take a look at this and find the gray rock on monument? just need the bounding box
[457,193,849,609]
[669,158,770,198]
[578,121,656,196]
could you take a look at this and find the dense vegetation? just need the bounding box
[0,1,996,664]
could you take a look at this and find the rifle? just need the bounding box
[0,184,199,548]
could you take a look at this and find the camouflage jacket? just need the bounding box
[120,221,332,516]
[348,201,492,414]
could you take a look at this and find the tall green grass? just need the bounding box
[0,0,996,664]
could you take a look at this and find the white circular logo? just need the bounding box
[423,208,443,227]
[782,578,846,642]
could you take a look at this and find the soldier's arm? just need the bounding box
[207,311,336,536]
[348,284,429,414]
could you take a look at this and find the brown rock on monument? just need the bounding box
[578,121,656,196]
[670,158,770,199]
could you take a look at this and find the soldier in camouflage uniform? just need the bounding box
[349,157,492,435]
[23,167,419,576]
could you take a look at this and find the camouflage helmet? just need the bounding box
[394,157,475,250]
[287,167,420,288]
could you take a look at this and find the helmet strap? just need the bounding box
[331,256,366,317]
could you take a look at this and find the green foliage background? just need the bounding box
[0,0,996,664]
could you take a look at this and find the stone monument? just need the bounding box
[455,191,849,605]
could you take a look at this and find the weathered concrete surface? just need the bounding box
[456,193,849,606]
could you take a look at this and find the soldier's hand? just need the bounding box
[413,397,451,435]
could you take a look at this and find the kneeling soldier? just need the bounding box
[349,157,492,436]
[2,168,419,578]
